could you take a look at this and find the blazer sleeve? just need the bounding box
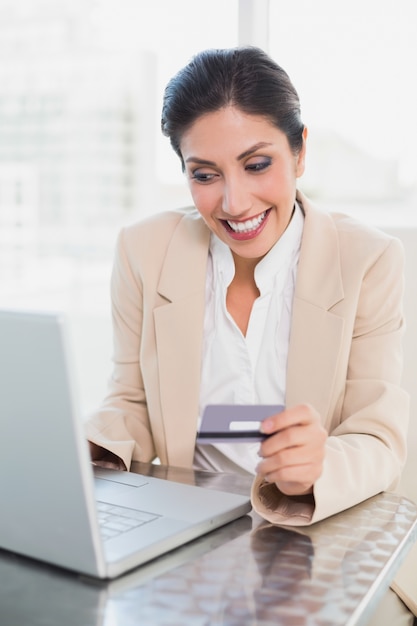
[251,236,409,525]
[84,227,156,470]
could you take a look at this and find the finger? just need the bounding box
[260,424,307,457]
[261,463,321,494]
[260,404,317,436]
[260,421,326,461]
[257,442,324,475]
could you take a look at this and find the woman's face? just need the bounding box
[180,106,307,264]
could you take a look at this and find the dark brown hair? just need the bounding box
[161,46,304,169]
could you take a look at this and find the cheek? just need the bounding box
[258,175,287,200]
[189,186,219,218]
[265,165,298,195]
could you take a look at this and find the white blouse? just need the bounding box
[194,203,304,475]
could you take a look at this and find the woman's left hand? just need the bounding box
[256,404,327,496]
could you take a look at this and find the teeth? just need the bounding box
[227,211,266,233]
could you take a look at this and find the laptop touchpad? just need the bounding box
[94,477,147,501]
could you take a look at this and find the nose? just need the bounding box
[221,176,252,217]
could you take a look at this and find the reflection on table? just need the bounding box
[1,464,416,626]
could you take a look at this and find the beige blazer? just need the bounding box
[86,191,414,608]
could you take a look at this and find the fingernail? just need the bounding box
[260,418,273,434]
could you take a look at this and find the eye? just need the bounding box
[190,170,218,183]
[245,157,272,173]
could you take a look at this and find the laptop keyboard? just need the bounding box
[97,501,161,541]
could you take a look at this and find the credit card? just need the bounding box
[197,404,285,443]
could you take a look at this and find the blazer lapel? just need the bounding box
[286,194,345,421]
[153,211,210,467]
[153,198,346,465]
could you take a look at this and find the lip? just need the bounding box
[221,208,272,241]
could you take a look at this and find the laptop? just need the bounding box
[0,308,251,579]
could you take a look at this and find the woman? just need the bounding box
[87,47,413,623]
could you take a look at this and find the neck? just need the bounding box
[227,252,260,336]
[231,252,261,283]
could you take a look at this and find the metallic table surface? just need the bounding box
[1,463,416,626]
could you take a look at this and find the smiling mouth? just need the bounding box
[223,209,270,235]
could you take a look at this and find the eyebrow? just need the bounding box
[237,142,273,161]
[185,142,273,166]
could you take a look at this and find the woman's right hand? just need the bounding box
[88,441,126,470]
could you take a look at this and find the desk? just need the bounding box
[1,463,416,626]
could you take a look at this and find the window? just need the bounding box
[0,0,238,411]
[1,0,415,412]
[268,0,417,222]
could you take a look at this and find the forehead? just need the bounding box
[180,106,286,158]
